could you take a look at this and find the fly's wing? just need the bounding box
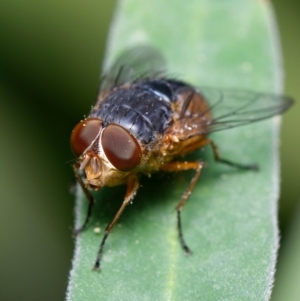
[175,87,293,139]
[99,46,166,93]
[201,88,293,133]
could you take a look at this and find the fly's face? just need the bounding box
[70,117,142,188]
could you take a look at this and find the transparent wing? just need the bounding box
[99,46,166,92]
[200,88,293,133]
[175,87,293,139]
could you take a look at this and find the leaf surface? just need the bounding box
[67,1,283,300]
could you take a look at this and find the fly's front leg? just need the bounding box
[93,174,139,271]
[160,161,203,254]
[73,163,95,236]
[209,140,258,171]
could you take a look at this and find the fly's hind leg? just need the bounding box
[209,140,258,171]
[160,161,203,254]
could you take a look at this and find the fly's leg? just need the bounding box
[73,163,95,236]
[160,161,203,254]
[93,175,139,271]
[209,140,258,171]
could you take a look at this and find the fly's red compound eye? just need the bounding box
[70,118,102,157]
[101,124,141,172]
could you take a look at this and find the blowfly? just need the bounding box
[70,46,293,270]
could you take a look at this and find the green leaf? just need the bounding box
[66,1,283,300]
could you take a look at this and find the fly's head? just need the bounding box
[70,118,142,188]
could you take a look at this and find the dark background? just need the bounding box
[0,1,299,300]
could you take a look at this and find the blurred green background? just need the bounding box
[0,1,299,300]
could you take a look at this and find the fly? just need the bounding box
[70,46,293,270]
